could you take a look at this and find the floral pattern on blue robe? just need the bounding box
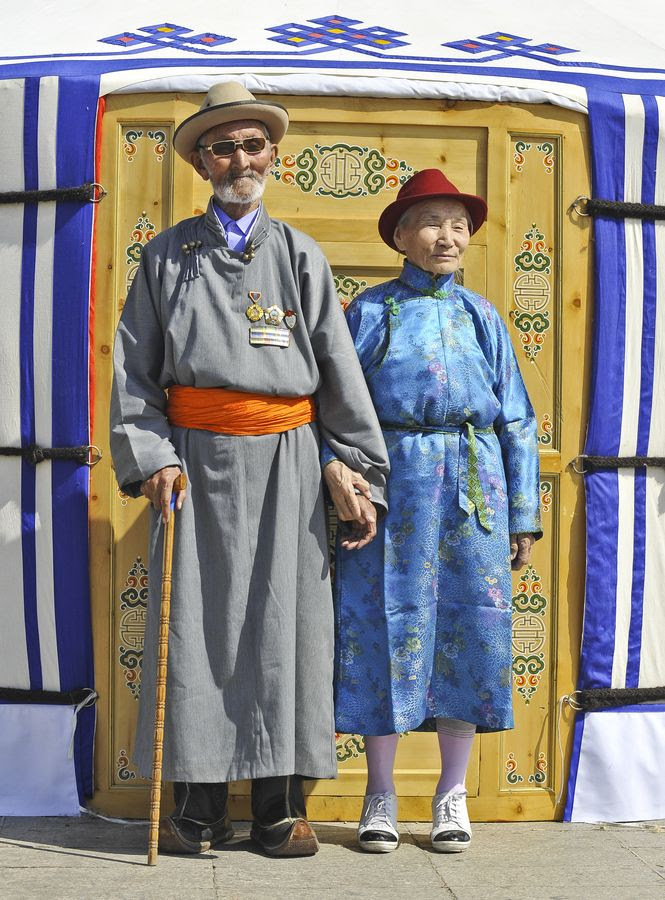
[327,261,542,734]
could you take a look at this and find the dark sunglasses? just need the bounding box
[197,136,268,158]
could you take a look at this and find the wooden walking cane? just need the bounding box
[147,472,187,866]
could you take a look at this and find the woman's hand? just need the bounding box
[340,495,378,551]
[323,460,372,521]
[510,533,535,570]
[140,465,187,523]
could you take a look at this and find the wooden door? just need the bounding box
[90,93,591,820]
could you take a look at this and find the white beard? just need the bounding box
[215,172,266,206]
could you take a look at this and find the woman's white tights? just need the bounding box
[364,718,477,795]
[435,717,476,795]
[365,733,400,794]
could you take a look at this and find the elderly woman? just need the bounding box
[326,170,542,854]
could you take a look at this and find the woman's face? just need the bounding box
[394,199,471,276]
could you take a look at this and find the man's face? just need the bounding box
[190,119,277,211]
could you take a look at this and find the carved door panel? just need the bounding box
[91,94,590,820]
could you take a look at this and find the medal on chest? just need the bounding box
[245,291,264,323]
[246,293,295,348]
[264,305,285,326]
[284,309,297,330]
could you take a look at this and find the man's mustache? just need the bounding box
[227,170,262,181]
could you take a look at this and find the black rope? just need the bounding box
[0,687,97,706]
[0,183,106,204]
[574,195,665,221]
[572,454,665,474]
[572,686,665,711]
[585,455,665,470]
[0,444,101,467]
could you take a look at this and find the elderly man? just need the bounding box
[110,82,389,857]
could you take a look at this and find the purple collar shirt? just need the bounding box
[213,201,261,253]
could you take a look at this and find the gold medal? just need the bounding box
[264,305,285,326]
[245,291,264,323]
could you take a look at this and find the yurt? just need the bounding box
[0,1,663,825]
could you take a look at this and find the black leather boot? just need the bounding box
[250,775,318,856]
[159,782,234,854]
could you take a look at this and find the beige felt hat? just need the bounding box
[173,82,289,160]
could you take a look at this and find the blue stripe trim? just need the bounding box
[579,471,620,688]
[1,46,665,74]
[563,711,585,821]
[626,470,647,687]
[0,56,664,97]
[579,91,627,690]
[625,96,659,687]
[20,77,42,690]
[585,91,627,456]
[635,97,658,459]
[51,75,99,800]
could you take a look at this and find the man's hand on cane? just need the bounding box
[141,465,188,523]
[146,469,187,866]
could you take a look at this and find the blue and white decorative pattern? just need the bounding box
[266,15,409,51]
[563,89,665,821]
[0,9,663,88]
[0,74,99,803]
[100,23,234,52]
[443,32,577,61]
[581,92,665,696]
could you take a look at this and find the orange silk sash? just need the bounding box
[166,385,316,435]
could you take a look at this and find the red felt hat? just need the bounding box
[378,169,487,251]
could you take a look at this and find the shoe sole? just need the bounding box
[431,840,470,853]
[254,819,320,857]
[158,818,211,854]
[358,838,399,853]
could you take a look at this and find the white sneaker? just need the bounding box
[431,785,472,852]
[357,791,399,853]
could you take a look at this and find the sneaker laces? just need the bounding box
[433,789,467,831]
[363,795,395,832]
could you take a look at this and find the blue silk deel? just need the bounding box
[329,262,542,734]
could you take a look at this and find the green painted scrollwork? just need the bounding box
[126,242,143,264]
[512,654,546,677]
[512,311,550,335]
[512,590,547,616]
[333,274,368,309]
[364,148,386,195]
[294,148,317,192]
[336,734,366,761]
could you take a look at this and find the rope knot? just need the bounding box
[25,444,46,465]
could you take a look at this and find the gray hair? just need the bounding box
[394,202,473,245]
[395,207,415,232]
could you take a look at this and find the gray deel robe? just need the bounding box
[110,199,389,782]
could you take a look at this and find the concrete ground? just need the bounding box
[1,815,664,899]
